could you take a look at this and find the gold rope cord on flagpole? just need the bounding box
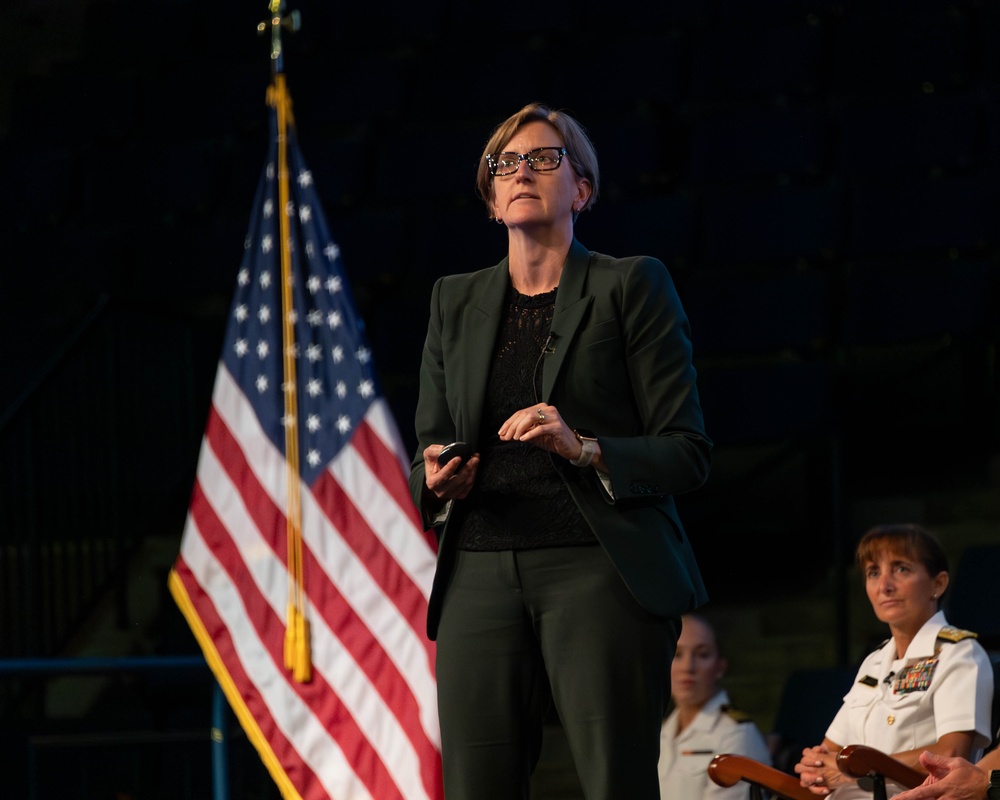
[269,70,312,684]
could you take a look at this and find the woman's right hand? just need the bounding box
[794,745,846,795]
[423,444,479,501]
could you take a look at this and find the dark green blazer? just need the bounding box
[409,239,711,640]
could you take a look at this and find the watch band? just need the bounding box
[987,769,1000,800]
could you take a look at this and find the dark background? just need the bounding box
[4,0,1000,587]
[2,0,998,619]
[0,0,1000,616]
[1,0,999,796]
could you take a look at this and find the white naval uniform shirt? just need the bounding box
[824,610,994,799]
[658,689,772,800]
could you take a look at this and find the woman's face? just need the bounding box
[490,120,590,232]
[670,616,727,711]
[863,547,948,635]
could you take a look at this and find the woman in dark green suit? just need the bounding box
[408,102,712,800]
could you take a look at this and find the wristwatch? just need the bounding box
[987,770,1000,800]
[570,429,598,467]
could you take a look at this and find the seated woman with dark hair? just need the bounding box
[794,524,994,798]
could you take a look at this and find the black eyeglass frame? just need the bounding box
[487,147,568,177]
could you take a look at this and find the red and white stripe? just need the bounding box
[171,365,442,800]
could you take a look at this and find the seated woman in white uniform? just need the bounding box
[794,523,994,798]
[658,613,771,799]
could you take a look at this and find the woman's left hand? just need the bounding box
[498,403,582,462]
[794,745,848,795]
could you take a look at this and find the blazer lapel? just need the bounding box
[454,260,510,442]
[541,239,593,401]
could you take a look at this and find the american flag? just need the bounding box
[169,78,443,800]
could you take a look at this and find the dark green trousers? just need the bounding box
[435,545,680,800]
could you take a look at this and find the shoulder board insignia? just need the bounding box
[937,626,977,643]
[858,675,879,687]
[721,705,753,723]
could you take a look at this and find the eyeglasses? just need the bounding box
[487,147,567,177]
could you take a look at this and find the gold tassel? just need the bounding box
[284,602,298,671]
[293,612,312,683]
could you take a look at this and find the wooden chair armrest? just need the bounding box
[836,744,926,789]
[708,753,818,800]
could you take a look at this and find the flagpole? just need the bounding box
[172,3,444,794]
[261,0,311,684]
[258,0,300,76]
[211,682,231,800]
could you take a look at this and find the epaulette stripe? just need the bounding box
[937,626,978,642]
[721,705,753,723]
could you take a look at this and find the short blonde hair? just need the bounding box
[475,102,600,219]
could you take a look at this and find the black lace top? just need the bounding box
[453,284,595,551]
